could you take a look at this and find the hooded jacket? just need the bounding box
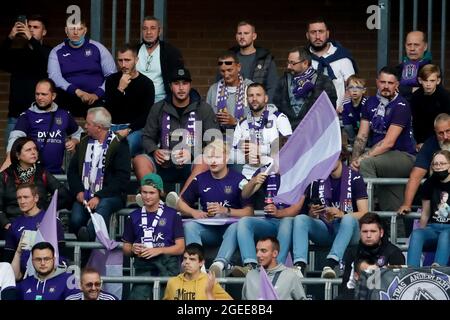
[17,268,80,300]
[242,264,306,300]
[163,272,232,300]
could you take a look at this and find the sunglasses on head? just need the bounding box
[218,61,234,66]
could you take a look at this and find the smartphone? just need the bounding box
[17,15,27,24]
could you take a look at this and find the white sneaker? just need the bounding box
[209,262,225,278]
[166,191,179,209]
[135,193,144,207]
[321,266,336,279]
[291,266,304,278]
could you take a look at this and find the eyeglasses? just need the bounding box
[432,162,449,167]
[85,281,102,288]
[145,55,153,72]
[286,60,305,66]
[347,85,365,91]
[32,257,53,263]
[218,61,234,66]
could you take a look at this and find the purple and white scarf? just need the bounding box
[140,200,165,248]
[370,92,397,134]
[247,110,269,144]
[400,56,431,87]
[82,131,114,200]
[215,75,246,121]
[292,66,316,99]
[160,111,196,149]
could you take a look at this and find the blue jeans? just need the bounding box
[292,214,360,264]
[237,216,293,265]
[111,124,143,157]
[184,221,238,267]
[407,223,450,267]
[69,197,124,238]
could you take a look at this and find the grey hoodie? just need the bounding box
[242,263,306,300]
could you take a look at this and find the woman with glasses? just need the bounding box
[0,137,72,231]
[407,150,450,267]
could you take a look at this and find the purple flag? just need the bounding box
[273,92,341,205]
[25,190,59,277]
[259,266,279,300]
[86,210,123,299]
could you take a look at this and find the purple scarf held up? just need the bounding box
[82,131,114,200]
[291,66,316,100]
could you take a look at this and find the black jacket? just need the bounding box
[340,237,405,298]
[0,37,52,117]
[67,134,131,201]
[0,164,72,227]
[273,72,337,130]
[411,85,450,144]
[139,40,184,97]
[142,90,220,156]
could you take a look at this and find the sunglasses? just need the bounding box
[218,61,234,66]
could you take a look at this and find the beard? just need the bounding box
[250,105,265,114]
[36,102,52,111]
[143,37,159,49]
[309,42,328,52]
[439,140,450,151]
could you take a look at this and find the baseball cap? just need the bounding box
[170,67,192,82]
[141,173,164,191]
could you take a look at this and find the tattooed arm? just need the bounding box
[352,124,404,170]
[351,119,370,159]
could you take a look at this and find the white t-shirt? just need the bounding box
[0,263,16,299]
[311,43,355,108]
[232,107,292,179]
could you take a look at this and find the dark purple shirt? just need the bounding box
[342,97,366,129]
[122,206,184,247]
[5,210,65,272]
[362,95,416,155]
[303,170,368,214]
[181,169,250,211]
[17,271,80,300]
[14,107,79,173]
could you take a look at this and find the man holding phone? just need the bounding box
[0,14,51,145]
[292,155,369,279]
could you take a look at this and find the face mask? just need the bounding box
[69,36,85,47]
[143,37,159,49]
[432,170,450,181]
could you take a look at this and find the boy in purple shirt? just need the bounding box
[122,173,184,300]
[293,158,368,278]
[178,140,253,277]
[341,75,367,144]
[16,242,80,300]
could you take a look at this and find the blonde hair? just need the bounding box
[203,139,229,156]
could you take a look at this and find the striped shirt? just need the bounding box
[65,291,118,300]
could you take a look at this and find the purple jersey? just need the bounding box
[122,206,184,247]
[5,210,65,272]
[303,170,368,213]
[14,107,79,173]
[181,169,250,211]
[362,95,416,154]
[49,38,116,97]
[17,271,80,300]
[342,97,366,128]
